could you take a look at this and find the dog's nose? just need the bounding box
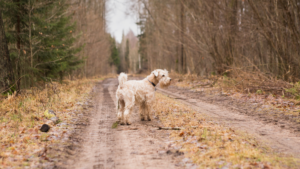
[170,78,172,81]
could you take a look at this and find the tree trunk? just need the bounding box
[0,9,14,93]
[180,0,186,74]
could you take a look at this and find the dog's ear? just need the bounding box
[152,70,158,77]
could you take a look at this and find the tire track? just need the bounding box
[157,87,300,158]
[93,87,116,169]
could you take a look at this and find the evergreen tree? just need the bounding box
[2,0,83,86]
[29,0,83,82]
[109,36,120,72]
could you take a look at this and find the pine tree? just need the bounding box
[109,36,120,72]
[2,0,83,86]
[31,0,83,82]
[27,0,83,82]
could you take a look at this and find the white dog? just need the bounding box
[116,69,172,125]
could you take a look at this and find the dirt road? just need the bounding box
[158,87,300,158]
[60,79,189,169]
[54,78,300,169]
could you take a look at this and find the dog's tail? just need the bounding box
[118,72,127,87]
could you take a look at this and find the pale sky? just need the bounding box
[106,0,139,43]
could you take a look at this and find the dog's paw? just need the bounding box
[140,117,145,121]
[120,121,126,125]
[126,121,132,125]
[147,116,152,121]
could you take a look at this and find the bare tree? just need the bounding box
[70,0,111,77]
[135,0,300,81]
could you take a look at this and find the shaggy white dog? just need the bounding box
[116,69,172,125]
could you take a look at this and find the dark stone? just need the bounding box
[40,124,50,132]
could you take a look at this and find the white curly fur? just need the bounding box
[116,69,172,125]
[118,72,127,87]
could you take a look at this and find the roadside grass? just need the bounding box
[0,77,111,168]
[154,93,300,168]
[171,73,300,124]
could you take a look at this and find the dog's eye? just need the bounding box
[162,75,165,77]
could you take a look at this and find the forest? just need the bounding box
[2,0,300,94]
[136,0,300,83]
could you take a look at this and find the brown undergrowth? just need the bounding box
[171,72,300,124]
[0,76,114,168]
[171,70,292,93]
[154,93,300,168]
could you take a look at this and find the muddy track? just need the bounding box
[56,78,189,169]
[157,87,300,158]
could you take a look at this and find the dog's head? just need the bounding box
[151,69,172,88]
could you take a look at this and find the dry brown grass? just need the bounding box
[170,73,220,95]
[170,70,292,95]
[170,72,300,124]
[223,70,292,95]
[0,76,111,168]
[154,93,300,168]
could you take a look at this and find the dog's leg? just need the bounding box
[117,99,125,122]
[145,104,152,121]
[116,98,120,121]
[124,107,133,125]
[122,95,135,125]
[139,102,146,121]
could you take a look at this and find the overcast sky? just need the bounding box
[106,0,139,43]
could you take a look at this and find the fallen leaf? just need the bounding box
[19,127,26,134]
[112,121,119,129]
[179,131,184,137]
[23,136,31,143]
[12,150,18,155]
